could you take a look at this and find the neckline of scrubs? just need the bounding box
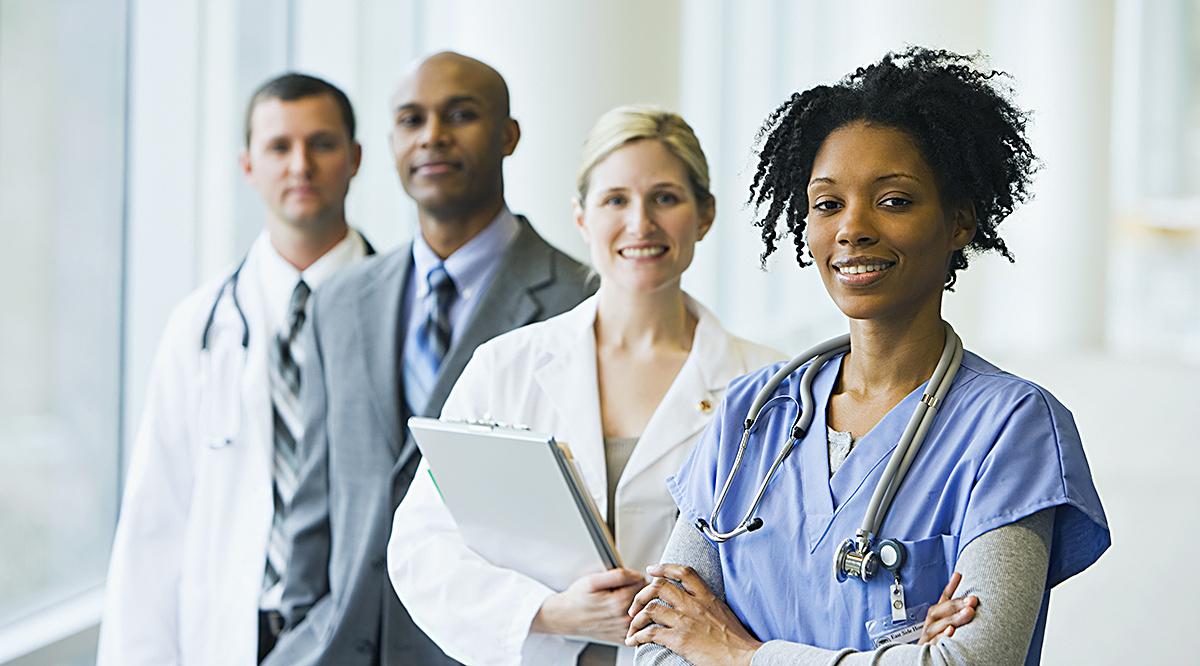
[798,354,946,555]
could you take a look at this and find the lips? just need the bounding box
[285,185,318,199]
[618,245,667,259]
[411,160,461,176]
[837,262,891,275]
[832,256,896,282]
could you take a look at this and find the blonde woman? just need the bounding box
[387,105,784,666]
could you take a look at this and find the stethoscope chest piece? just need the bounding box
[835,538,879,582]
[834,537,906,583]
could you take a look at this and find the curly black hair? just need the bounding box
[748,46,1038,289]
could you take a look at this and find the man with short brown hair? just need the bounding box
[99,73,373,666]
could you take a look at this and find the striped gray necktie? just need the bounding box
[264,280,310,597]
[404,265,456,415]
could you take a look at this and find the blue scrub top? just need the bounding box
[669,350,1109,657]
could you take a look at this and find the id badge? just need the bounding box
[866,602,929,647]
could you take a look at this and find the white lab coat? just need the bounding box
[98,231,368,666]
[388,294,784,666]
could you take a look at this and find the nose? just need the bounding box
[836,201,878,247]
[630,199,657,235]
[288,144,314,177]
[418,115,449,148]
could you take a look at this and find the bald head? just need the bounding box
[392,51,511,121]
[388,51,521,247]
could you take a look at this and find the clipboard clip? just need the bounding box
[452,418,532,432]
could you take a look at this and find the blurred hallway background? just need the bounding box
[1,1,1196,663]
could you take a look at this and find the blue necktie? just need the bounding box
[404,265,456,415]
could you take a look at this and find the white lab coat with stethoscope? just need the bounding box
[388,294,784,666]
[98,230,369,666]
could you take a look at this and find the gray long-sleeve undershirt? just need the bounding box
[635,507,1054,666]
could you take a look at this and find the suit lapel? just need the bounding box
[423,218,552,417]
[355,246,412,459]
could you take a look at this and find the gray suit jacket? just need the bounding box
[267,218,595,666]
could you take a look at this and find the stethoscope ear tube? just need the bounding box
[201,257,251,351]
[871,333,963,538]
[701,334,851,543]
[744,334,851,430]
[859,321,963,545]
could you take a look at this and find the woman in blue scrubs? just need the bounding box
[625,47,1109,666]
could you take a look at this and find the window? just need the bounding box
[0,0,128,640]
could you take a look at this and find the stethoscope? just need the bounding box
[200,255,251,449]
[695,321,963,590]
[196,238,373,449]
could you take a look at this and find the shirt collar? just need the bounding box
[411,207,520,299]
[256,227,367,328]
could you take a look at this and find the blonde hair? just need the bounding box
[575,104,712,205]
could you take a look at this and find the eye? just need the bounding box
[602,194,627,206]
[395,113,423,129]
[653,192,681,205]
[447,108,479,124]
[311,138,338,151]
[880,196,912,208]
[267,140,290,154]
[812,199,842,212]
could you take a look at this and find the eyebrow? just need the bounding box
[807,172,921,187]
[594,182,686,194]
[394,95,485,114]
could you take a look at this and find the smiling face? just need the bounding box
[240,94,362,232]
[806,121,975,324]
[574,139,714,295]
[389,54,519,220]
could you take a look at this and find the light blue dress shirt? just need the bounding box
[401,208,521,355]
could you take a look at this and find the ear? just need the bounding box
[572,197,590,244]
[696,197,716,242]
[502,118,521,156]
[238,149,253,181]
[349,140,363,177]
[949,200,976,251]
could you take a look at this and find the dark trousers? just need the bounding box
[258,610,284,663]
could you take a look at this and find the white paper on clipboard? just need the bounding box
[408,416,621,592]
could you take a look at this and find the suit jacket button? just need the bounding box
[371,555,387,570]
[355,638,374,654]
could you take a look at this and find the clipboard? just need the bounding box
[408,417,621,592]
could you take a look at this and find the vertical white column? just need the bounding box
[980,0,1114,353]
[123,0,205,463]
[194,0,242,283]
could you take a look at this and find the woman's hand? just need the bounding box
[918,572,978,645]
[531,568,647,645]
[625,563,761,666]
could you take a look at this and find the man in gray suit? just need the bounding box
[265,52,594,665]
